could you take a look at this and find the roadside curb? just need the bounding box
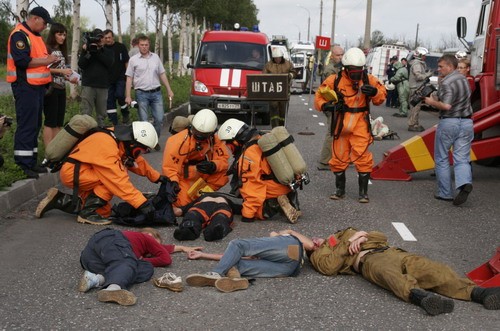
[0,103,187,218]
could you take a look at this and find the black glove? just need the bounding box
[361,84,378,97]
[196,161,217,174]
[321,101,336,113]
[138,200,155,222]
[155,175,170,184]
[241,217,255,223]
[171,181,181,194]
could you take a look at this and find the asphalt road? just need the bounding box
[0,92,499,330]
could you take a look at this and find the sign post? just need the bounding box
[246,74,290,127]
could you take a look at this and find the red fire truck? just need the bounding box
[187,25,272,124]
[372,0,500,180]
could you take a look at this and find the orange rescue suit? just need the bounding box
[60,131,160,217]
[162,129,229,207]
[314,71,386,173]
[237,139,291,219]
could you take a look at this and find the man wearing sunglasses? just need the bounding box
[162,108,229,208]
[36,121,164,225]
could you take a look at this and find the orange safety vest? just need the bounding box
[6,23,51,85]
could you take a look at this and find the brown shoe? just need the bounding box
[215,277,249,293]
[277,195,300,223]
[153,272,184,292]
[186,272,221,287]
[97,289,137,306]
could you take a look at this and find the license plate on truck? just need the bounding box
[217,103,241,110]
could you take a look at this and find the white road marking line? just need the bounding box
[308,108,313,111]
[319,122,325,126]
[304,103,308,105]
[392,222,417,241]
[312,114,318,118]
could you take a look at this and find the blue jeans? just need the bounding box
[434,118,473,198]
[135,89,164,137]
[213,236,303,278]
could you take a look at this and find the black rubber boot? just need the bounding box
[203,217,232,242]
[358,172,370,203]
[330,172,346,200]
[174,219,202,241]
[77,193,112,225]
[409,288,454,316]
[471,287,500,310]
[36,187,77,218]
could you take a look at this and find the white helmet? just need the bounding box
[218,118,247,141]
[132,121,158,149]
[191,108,218,133]
[414,47,429,58]
[342,47,366,67]
[455,50,467,59]
[272,47,284,58]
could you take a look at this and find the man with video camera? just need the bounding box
[424,54,473,206]
[78,28,114,127]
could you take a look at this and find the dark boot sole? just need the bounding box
[484,293,500,310]
[453,184,473,206]
[421,296,454,315]
[35,187,59,218]
[215,277,249,293]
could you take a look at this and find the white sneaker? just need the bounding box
[78,270,100,293]
[153,272,183,292]
[186,272,221,287]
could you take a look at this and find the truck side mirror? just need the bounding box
[456,17,467,38]
[456,17,470,52]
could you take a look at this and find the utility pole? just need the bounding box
[331,0,337,43]
[319,0,323,36]
[363,0,372,50]
[415,23,420,49]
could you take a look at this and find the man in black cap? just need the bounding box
[78,28,114,127]
[385,55,399,108]
[6,6,58,179]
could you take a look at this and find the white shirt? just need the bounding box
[125,51,165,90]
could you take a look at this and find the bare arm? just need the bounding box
[274,229,315,251]
[174,245,203,253]
[125,76,133,105]
[159,72,174,98]
[187,251,223,261]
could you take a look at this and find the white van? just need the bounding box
[366,44,409,81]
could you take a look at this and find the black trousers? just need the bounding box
[80,228,153,289]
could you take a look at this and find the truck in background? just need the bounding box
[289,41,315,92]
[365,44,409,81]
[187,24,272,124]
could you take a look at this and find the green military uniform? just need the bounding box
[390,61,410,116]
[310,228,476,302]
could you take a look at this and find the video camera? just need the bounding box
[82,31,102,53]
[0,114,13,127]
[410,78,437,107]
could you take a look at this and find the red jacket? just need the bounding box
[122,231,175,267]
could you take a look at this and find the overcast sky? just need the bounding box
[20,0,481,50]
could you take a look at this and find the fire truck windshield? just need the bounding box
[197,42,267,70]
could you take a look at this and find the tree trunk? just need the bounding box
[105,0,113,30]
[177,11,186,76]
[70,0,81,100]
[129,0,136,42]
[15,0,29,22]
[114,0,122,43]
[166,5,173,75]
